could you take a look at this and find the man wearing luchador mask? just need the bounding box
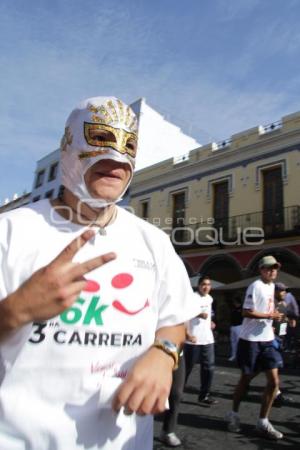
[0,97,200,450]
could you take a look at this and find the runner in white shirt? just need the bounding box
[184,275,218,405]
[225,255,284,441]
[0,96,200,450]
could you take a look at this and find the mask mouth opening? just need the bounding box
[80,153,133,207]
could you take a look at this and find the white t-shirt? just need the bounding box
[0,200,200,450]
[185,293,214,345]
[239,279,275,342]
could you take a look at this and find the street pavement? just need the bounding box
[154,349,299,449]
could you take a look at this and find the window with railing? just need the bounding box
[140,200,150,220]
[183,205,300,248]
[263,167,283,235]
[213,180,229,239]
[172,191,186,242]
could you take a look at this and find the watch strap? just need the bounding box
[152,338,179,370]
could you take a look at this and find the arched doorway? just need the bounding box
[199,254,242,284]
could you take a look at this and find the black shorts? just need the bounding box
[236,338,283,374]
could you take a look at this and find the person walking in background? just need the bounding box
[184,275,218,405]
[272,283,294,407]
[159,354,185,447]
[225,255,284,441]
[273,283,290,346]
[228,297,243,361]
[284,289,299,352]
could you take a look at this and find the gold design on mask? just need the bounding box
[88,104,99,114]
[91,114,102,123]
[87,100,137,133]
[88,103,114,124]
[83,122,137,158]
[117,99,125,122]
[79,149,111,159]
[106,100,118,122]
[99,105,114,124]
[60,126,73,152]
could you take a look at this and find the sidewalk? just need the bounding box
[154,352,300,449]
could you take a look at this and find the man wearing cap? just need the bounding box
[0,97,200,450]
[226,255,284,440]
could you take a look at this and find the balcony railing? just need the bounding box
[171,205,300,247]
[259,119,283,135]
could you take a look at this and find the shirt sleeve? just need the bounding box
[155,235,202,330]
[243,283,257,310]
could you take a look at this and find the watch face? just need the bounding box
[161,339,178,352]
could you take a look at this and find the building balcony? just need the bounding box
[172,205,300,249]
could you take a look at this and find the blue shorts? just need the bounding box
[237,338,283,374]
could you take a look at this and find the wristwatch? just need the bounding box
[152,338,180,370]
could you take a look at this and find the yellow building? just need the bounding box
[130,111,300,284]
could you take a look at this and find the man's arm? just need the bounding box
[197,312,208,319]
[112,323,185,415]
[243,309,283,320]
[0,295,21,341]
[0,230,116,344]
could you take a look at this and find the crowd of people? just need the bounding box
[0,95,299,450]
[160,255,299,446]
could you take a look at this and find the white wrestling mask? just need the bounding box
[60,96,138,208]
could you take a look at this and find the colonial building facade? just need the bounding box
[130,111,300,282]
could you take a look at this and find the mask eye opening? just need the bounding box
[126,138,137,154]
[89,129,117,143]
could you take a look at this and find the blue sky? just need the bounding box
[1,0,300,202]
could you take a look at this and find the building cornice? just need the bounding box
[131,141,300,198]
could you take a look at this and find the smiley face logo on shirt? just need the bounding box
[83,273,150,316]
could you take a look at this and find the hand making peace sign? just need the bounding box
[5,230,116,327]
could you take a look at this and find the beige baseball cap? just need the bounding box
[258,255,281,269]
